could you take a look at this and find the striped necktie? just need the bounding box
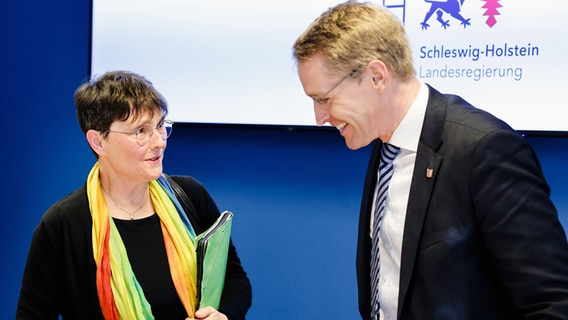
[370,143,400,319]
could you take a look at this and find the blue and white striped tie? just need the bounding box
[370,143,399,319]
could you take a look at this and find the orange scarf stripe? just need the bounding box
[150,181,198,316]
[162,224,194,317]
[98,221,119,320]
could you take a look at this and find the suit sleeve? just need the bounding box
[471,130,568,318]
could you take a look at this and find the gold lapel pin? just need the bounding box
[426,168,434,179]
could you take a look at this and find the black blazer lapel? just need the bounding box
[357,139,383,318]
[397,85,445,318]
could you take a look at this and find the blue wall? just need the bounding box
[2,0,567,319]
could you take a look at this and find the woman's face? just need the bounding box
[100,112,168,185]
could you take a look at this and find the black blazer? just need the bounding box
[356,85,568,319]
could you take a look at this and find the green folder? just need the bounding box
[195,210,233,310]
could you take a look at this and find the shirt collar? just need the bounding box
[389,82,429,153]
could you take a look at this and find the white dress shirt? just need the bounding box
[370,82,429,320]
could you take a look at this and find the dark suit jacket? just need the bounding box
[356,85,568,319]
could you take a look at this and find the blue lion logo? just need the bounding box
[421,0,471,30]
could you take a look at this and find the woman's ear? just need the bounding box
[86,129,105,156]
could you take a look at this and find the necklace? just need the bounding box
[102,186,149,220]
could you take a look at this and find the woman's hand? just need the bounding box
[186,306,228,320]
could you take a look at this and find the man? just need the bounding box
[292,2,568,319]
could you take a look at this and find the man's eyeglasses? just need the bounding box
[313,67,361,106]
[106,119,174,146]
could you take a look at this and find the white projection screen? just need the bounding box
[91,0,568,133]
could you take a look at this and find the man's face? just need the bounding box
[297,54,382,150]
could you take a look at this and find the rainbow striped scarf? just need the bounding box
[87,163,198,319]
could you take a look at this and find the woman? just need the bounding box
[17,71,252,319]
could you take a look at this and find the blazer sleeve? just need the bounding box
[17,186,103,319]
[171,176,252,320]
[471,130,568,318]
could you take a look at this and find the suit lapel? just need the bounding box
[397,85,446,318]
[360,140,382,232]
[356,139,382,316]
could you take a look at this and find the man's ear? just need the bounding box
[367,60,388,89]
[86,129,105,156]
